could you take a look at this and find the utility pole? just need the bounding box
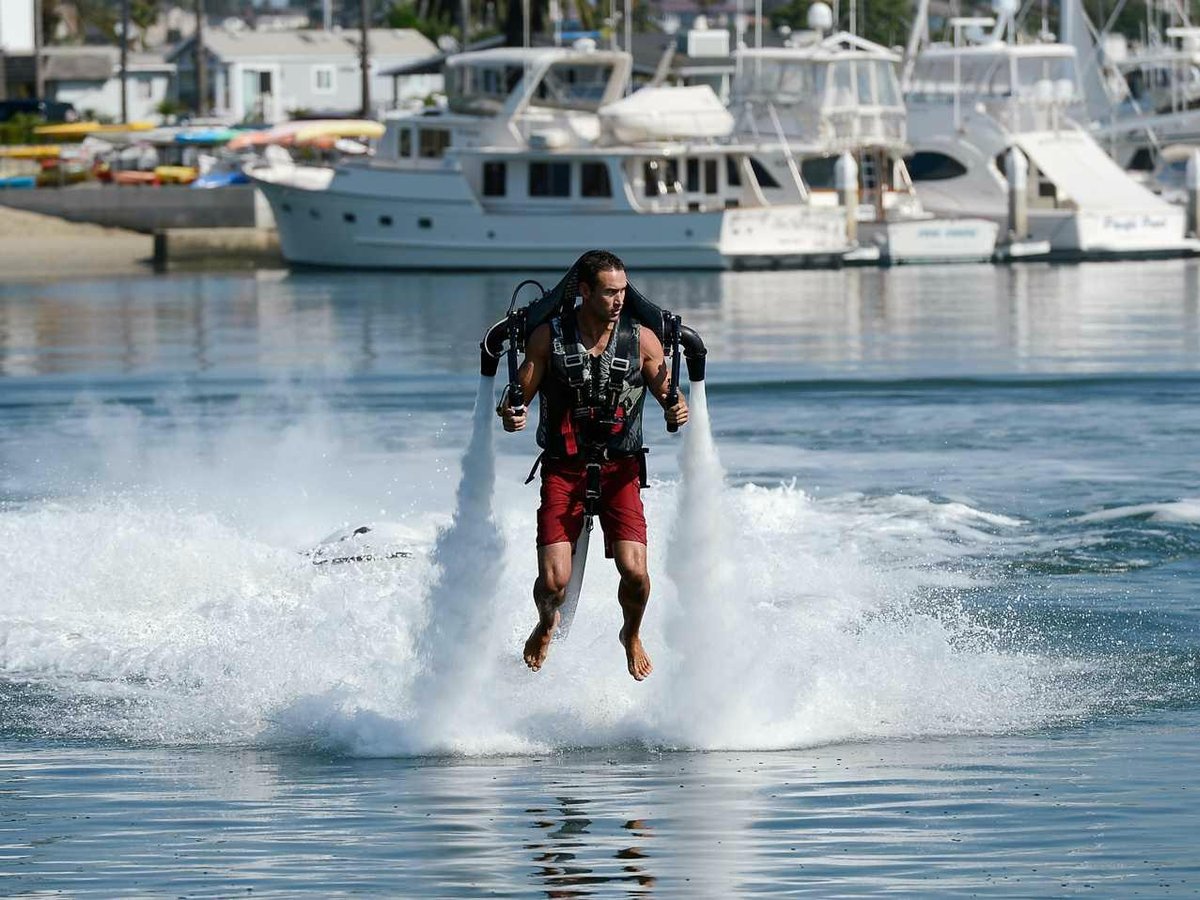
[33,0,44,99]
[120,0,130,123]
[360,0,371,117]
[195,0,207,116]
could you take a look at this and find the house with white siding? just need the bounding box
[167,27,440,123]
[42,47,175,121]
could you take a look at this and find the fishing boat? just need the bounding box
[902,0,1198,258]
[731,16,999,264]
[247,45,852,270]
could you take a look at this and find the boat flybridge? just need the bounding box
[730,20,999,264]
[1089,26,1200,170]
[903,3,1198,259]
[247,45,851,270]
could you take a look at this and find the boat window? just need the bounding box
[856,60,874,105]
[447,63,527,113]
[398,128,411,158]
[874,61,901,106]
[581,162,611,197]
[749,157,780,189]
[831,60,855,107]
[483,161,506,196]
[532,63,613,111]
[704,159,718,194]
[904,151,968,181]
[529,161,570,197]
[1015,56,1078,94]
[642,159,680,197]
[907,58,956,97]
[725,156,742,187]
[419,129,450,158]
[800,156,837,189]
[686,159,700,193]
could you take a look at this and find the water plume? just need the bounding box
[663,381,755,746]
[406,375,506,750]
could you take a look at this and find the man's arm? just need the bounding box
[498,323,551,433]
[640,327,689,430]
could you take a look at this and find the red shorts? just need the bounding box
[536,456,647,558]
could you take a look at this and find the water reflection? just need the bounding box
[2,262,1200,378]
[525,796,656,896]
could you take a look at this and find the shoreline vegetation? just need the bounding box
[0,207,152,282]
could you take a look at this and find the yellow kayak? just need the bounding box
[33,121,156,138]
[292,120,385,144]
[0,144,63,159]
[154,165,198,185]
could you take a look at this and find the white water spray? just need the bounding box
[406,375,506,749]
[664,381,756,745]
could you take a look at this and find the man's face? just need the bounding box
[580,268,627,323]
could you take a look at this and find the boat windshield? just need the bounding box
[741,59,827,104]
[530,62,615,111]
[1014,55,1079,95]
[447,63,526,114]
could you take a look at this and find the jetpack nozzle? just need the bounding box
[680,325,707,382]
[479,316,509,377]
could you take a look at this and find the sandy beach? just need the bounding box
[0,206,153,282]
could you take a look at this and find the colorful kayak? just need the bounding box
[155,165,198,185]
[33,121,155,139]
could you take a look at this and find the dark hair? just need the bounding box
[576,249,626,290]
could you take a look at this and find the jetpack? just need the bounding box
[480,254,708,639]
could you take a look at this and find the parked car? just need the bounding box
[0,99,79,123]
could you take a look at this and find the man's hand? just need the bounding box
[665,393,689,430]
[499,402,527,432]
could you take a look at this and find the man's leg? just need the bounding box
[524,541,573,671]
[613,540,653,681]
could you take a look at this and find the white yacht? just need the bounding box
[247,45,851,270]
[731,27,999,264]
[903,7,1197,258]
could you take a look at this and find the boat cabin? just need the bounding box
[906,43,1083,131]
[732,34,906,152]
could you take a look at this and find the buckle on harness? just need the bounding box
[584,460,602,518]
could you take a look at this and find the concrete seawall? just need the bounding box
[0,183,259,232]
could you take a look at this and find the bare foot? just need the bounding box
[618,627,653,681]
[523,610,559,672]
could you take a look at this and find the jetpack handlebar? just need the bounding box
[664,314,682,433]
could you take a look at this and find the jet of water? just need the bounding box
[407,375,506,749]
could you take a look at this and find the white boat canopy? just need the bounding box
[598,85,734,144]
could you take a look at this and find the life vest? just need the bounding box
[536,309,646,459]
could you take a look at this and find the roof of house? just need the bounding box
[168,28,437,63]
[41,46,174,82]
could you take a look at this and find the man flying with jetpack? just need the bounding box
[497,250,689,680]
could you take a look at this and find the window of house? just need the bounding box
[581,162,611,197]
[529,161,570,197]
[138,78,153,100]
[419,129,451,158]
[483,161,507,196]
[313,65,335,94]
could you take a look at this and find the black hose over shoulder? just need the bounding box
[680,325,707,382]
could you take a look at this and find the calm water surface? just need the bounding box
[1,261,1198,896]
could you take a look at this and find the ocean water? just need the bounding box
[1,261,1198,895]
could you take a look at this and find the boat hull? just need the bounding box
[250,165,850,271]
